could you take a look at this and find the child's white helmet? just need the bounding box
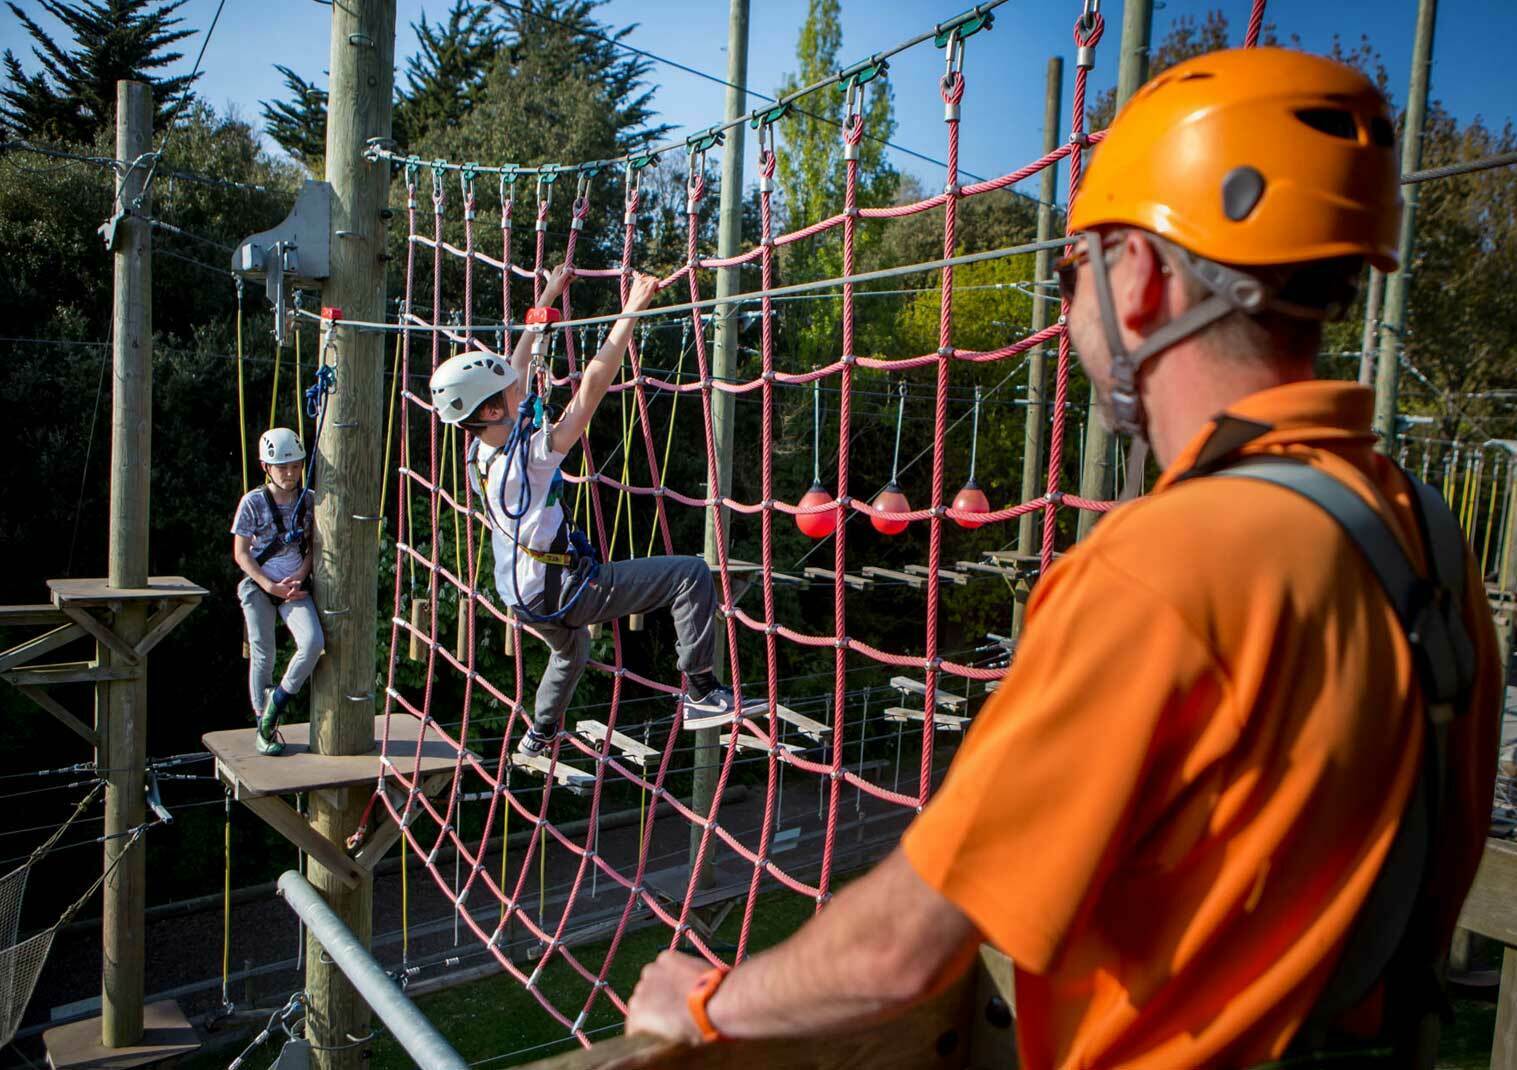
[430,353,517,425]
[259,428,305,465]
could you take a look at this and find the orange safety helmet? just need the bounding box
[1068,47,1402,273]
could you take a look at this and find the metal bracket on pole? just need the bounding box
[230,180,334,347]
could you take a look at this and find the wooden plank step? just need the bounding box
[513,752,595,793]
[575,719,658,766]
[883,707,970,732]
[802,567,873,590]
[903,564,969,586]
[956,560,1023,578]
[720,732,802,755]
[983,550,1044,565]
[983,678,1001,693]
[773,704,831,740]
[889,675,966,708]
[860,566,925,588]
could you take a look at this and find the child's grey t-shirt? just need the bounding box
[231,488,307,582]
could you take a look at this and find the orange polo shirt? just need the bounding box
[903,381,1500,1069]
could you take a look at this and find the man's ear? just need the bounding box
[1117,233,1167,331]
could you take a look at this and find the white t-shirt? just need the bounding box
[471,429,569,607]
[231,487,307,583]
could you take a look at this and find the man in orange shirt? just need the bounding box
[626,48,1501,1068]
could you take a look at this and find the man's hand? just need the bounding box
[539,263,574,305]
[284,584,310,602]
[626,949,712,1044]
[266,579,299,601]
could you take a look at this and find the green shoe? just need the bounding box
[255,728,286,756]
[257,690,284,740]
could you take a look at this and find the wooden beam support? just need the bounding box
[59,605,141,666]
[351,772,450,871]
[0,622,85,673]
[966,945,1018,1069]
[15,684,98,747]
[242,795,363,890]
[2,661,135,686]
[513,752,594,793]
[133,598,200,658]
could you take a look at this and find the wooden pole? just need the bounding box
[100,78,152,1050]
[1012,57,1063,639]
[307,1,395,1066]
[1356,268,1384,386]
[1075,0,1152,540]
[1372,0,1438,448]
[693,0,749,886]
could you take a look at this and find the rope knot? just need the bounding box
[940,71,966,106]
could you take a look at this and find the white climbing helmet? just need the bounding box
[259,427,305,465]
[430,352,517,426]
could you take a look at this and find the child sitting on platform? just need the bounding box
[231,428,323,756]
[428,265,762,761]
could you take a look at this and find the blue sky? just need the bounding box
[3,0,1513,195]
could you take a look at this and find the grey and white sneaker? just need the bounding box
[515,728,554,759]
[683,686,765,718]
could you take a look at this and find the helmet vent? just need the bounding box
[1221,166,1266,222]
[1369,116,1395,148]
[1294,108,1358,141]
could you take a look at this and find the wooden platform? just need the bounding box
[206,716,467,889]
[204,714,461,801]
[44,1000,199,1070]
[721,731,802,755]
[48,576,207,607]
[513,751,595,793]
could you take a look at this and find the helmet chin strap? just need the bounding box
[1084,228,1289,448]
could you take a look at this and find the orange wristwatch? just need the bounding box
[686,966,729,1043]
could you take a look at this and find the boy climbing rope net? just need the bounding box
[231,428,324,756]
[429,265,762,760]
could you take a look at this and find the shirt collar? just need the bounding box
[1154,380,1378,492]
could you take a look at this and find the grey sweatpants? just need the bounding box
[239,576,325,714]
[524,555,715,737]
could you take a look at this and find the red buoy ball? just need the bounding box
[952,480,991,529]
[795,482,838,539]
[871,483,911,536]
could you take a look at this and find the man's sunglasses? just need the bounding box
[1053,233,1125,304]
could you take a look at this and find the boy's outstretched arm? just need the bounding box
[548,273,659,454]
[509,263,574,388]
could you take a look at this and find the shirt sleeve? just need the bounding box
[528,426,567,472]
[901,546,1227,976]
[231,493,260,538]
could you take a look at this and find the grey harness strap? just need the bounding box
[1215,458,1477,1061]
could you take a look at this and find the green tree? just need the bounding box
[259,64,327,174]
[394,0,502,147]
[1,0,198,142]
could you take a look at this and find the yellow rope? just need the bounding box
[221,794,231,1005]
[450,425,464,582]
[646,341,688,558]
[402,831,410,964]
[378,330,403,546]
[235,296,249,496]
[538,831,546,927]
[1463,457,1482,534]
[1481,457,1502,576]
[268,333,282,430]
[500,781,510,929]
